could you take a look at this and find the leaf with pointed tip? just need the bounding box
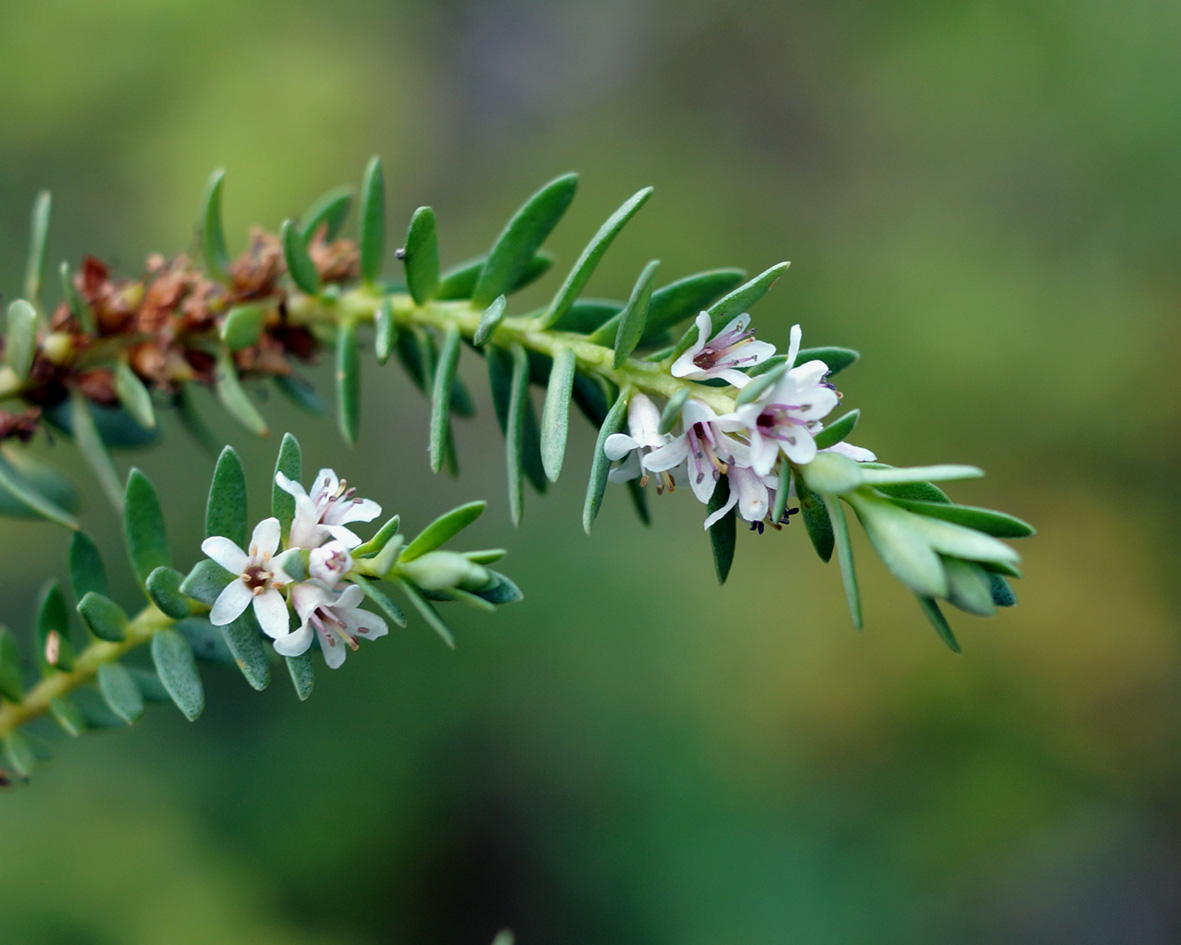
[582,390,630,535]
[539,187,654,329]
[77,592,128,643]
[173,386,219,455]
[178,559,234,608]
[215,352,268,437]
[540,348,577,481]
[281,219,322,295]
[113,361,156,430]
[69,532,108,602]
[283,650,313,701]
[846,492,949,599]
[350,574,408,628]
[396,578,455,649]
[98,662,144,724]
[4,732,36,776]
[199,448,246,550]
[301,184,353,241]
[473,295,507,346]
[472,571,523,605]
[335,320,361,445]
[429,325,462,473]
[201,169,230,283]
[403,206,440,304]
[987,571,1017,607]
[150,629,204,720]
[473,173,578,307]
[505,345,530,524]
[221,304,266,352]
[60,260,92,332]
[626,477,650,525]
[887,498,1034,539]
[706,477,737,584]
[612,260,659,369]
[813,409,860,451]
[127,666,170,703]
[572,371,611,429]
[670,262,790,360]
[70,391,124,511]
[36,582,76,672]
[0,627,24,702]
[943,558,995,617]
[5,299,37,380]
[0,450,78,530]
[272,373,326,416]
[124,469,170,587]
[359,156,385,284]
[374,297,396,364]
[272,432,302,535]
[866,469,951,504]
[658,388,690,436]
[639,268,748,343]
[823,495,862,629]
[917,596,961,653]
[735,362,788,407]
[556,299,624,336]
[25,190,51,306]
[860,465,984,487]
[795,468,832,562]
[175,618,235,664]
[401,501,486,562]
[50,696,86,736]
[795,346,858,376]
[772,461,792,524]
[220,610,271,690]
[146,567,192,620]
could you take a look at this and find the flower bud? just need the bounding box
[397,551,490,592]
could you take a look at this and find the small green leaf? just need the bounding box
[201,168,231,284]
[487,344,545,491]
[539,186,654,330]
[772,461,791,525]
[336,319,361,445]
[215,352,269,437]
[473,295,508,347]
[866,470,951,504]
[505,344,530,525]
[69,532,108,601]
[558,298,625,336]
[5,299,38,380]
[49,696,86,736]
[359,156,386,284]
[273,432,302,536]
[472,570,523,605]
[582,389,630,535]
[174,386,220,455]
[127,666,171,703]
[273,374,326,416]
[823,495,862,629]
[0,450,79,530]
[220,610,271,691]
[70,391,124,511]
[859,464,984,487]
[352,515,401,559]
[220,303,266,352]
[437,252,553,300]
[72,689,129,729]
[671,262,790,360]
[286,651,314,701]
[60,261,92,332]
[734,361,788,407]
[146,566,192,620]
[987,571,1018,607]
[626,477,650,526]
[846,492,949,599]
[25,190,51,306]
[404,206,440,304]
[540,347,577,482]
[281,219,322,295]
[124,469,170,587]
[77,592,129,642]
[350,574,408,628]
[206,445,248,546]
[612,259,660,369]
[374,297,396,364]
[98,662,144,724]
[917,596,961,654]
[176,618,236,664]
[395,578,455,649]
[473,173,579,308]
[113,361,156,430]
[429,325,462,474]
[813,409,860,451]
[658,388,690,435]
[942,558,995,617]
[151,629,205,721]
[179,559,234,607]
[706,477,737,585]
[36,581,76,672]
[301,184,353,241]
[886,498,1034,539]
[4,732,36,777]
[640,268,748,342]
[401,501,486,562]
[795,346,859,376]
[0,627,25,702]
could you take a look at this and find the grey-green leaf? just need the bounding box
[887,498,1035,539]
[374,297,396,364]
[473,295,507,347]
[77,592,129,643]
[124,469,170,587]
[505,344,529,524]
[796,472,834,562]
[658,387,690,435]
[146,567,192,620]
[36,581,76,672]
[987,571,1018,607]
[429,325,462,474]
[772,461,791,524]
[215,352,268,437]
[98,662,144,724]
[220,304,266,351]
[220,611,271,691]
[350,574,408,628]
[917,596,961,654]
[176,617,236,664]
[437,252,553,300]
[795,346,859,376]
[273,432,302,535]
[201,168,231,283]
[25,190,51,306]
[281,219,322,295]
[49,696,86,736]
[359,156,386,284]
[60,261,92,332]
[301,184,353,241]
[285,651,314,701]
[0,627,25,702]
[640,268,748,342]
[206,445,248,546]
[71,391,124,511]
[178,559,234,607]
[706,477,737,585]
[540,347,577,482]
[69,532,108,601]
[0,450,79,530]
[151,629,204,720]
[735,362,788,407]
[813,409,860,451]
[4,732,36,776]
[336,319,360,444]
[401,501,486,562]
[404,206,440,304]
[612,260,659,369]
[671,262,790,360]
[395,578,455,649]
[823,495,862,629]
[113,361,156,430]
[942,558,996,617]
[582,389,630,535]
[5,299,38,380]
[473,173,578,308]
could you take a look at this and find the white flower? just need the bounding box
[272,582,388,670]
[201,517,294,639]
[275,468,382,550]
[824,440,877,463]
[603,394,671,485]
[702,463,779,529]
[643,399,751,504]
[671,312,776,388]
[308,540,353,585]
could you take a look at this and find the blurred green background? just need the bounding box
[2,0,1179,942]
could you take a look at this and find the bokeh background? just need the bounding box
[1,0,1179,942]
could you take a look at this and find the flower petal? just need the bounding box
[316,624,348,669]
[780,428,818,465]
[825,440,877,462]
[201,536,248,574]
[607,452,642,483]
[253,588,292,639]
[249,517,282,556]
[749,432,780,477]
[272,624,314,657]
[703,485,738,529]
[643,437,689,473]
[274,471,306,499]
[345,607,388,642]
[604,433,641,461]
[209,579,252,626]
[332,497,382,526]
[785,324,802,370]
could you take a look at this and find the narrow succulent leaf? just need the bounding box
[126,667,170,703]
[201,169,231,283]
[359,156,386,284]
[146,567,192,619]
[859,464,984,487]
[278,219,322,295]
[846,492,949,599]
[796,473,834,562]
[918,596,961,654]
[215,352,269,437]
[942,558,996,617]
[772,461,792,524]
[77,592,129,642]
[487,345,513,432]
[560,299,625,337]
[203,446,248,547]
[364,301,392,371]
[394,327,429,391]
[68,532,108,601]
[219,611,271,691]
[886,498,1034,539]
[582,390,631,534]
[268,376,322,418]
[626,477,651,525]
[0,628,23,702]
[987,571,1018,607]
[906,513,1021,566]
[869,478,951,505]
[272,432,302,536]
[735,362,789,407]
[49,696,86,736]
[670,262,789,360]
[438,251,554,300]
[0,451,78,530]
[539,186,654,330]
[401,501,486,562]
[706,477,737,585]
[220,304,266,352]
[505,344,529,524]
[173,386,219,455]
[5,299,38,380]
[640,268,748,343]
[72,690,128,729]
[178,560,234,608]
[300,184,353,241]
[823,495,863,629]
[612,259,660,369]
[473,295,507,346]
[540,347,577,481]
[60,260,92,331]
[70,391,124,511]
[176,617,235,664]
[151,629,205,721]
[335,319,361,445]
[653,389,689,437]
[285,651,314,701]
[795,346,859,376]
[813,409,860,451]
[396,579,456,649]
[36,582,76,671]
[403,206,440,304]
[4,732,36,777]
[124,469,170,586]
[473,571,523,605]
[486,344,542,491]
[24,190,51,306]
[98,662,144,724]
[113,360,156,429]
[798,451,865,496]
[473,173,579,307]
[350,574,409,628]
[464,549,507,565]
[429,325,462,473]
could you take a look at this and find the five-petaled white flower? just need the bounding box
[201,517,294,639]
[275,468,381,550]
[643,399,751,504]
[671,312,777,388]
[273,582,389,670]
[603,394,672,486]
[309,539,353,586]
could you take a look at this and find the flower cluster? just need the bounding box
[201,469,387,669]
[607,315,875,530]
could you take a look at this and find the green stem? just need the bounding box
[0,601,175,740]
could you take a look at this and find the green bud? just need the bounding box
[396,550,490,592]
